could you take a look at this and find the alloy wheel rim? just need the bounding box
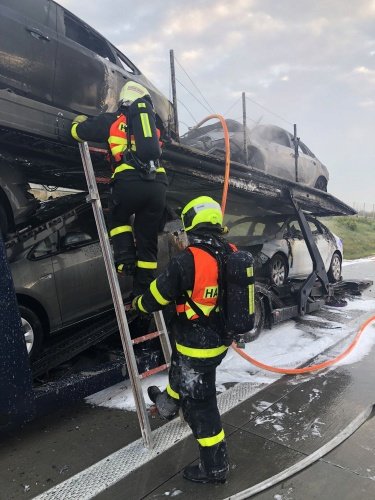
[272,258,285,286]
[21,317,34,354]
[331,255,341,280]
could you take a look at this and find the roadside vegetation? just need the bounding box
[322,216,375,260]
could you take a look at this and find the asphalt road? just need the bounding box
[0,259,374,500]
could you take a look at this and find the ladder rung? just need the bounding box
[132,330,161,345]
[139,363,169,379]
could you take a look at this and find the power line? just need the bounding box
[231,115,259,125]
[176,77,213,115]
[223,97,242,117]
[176,98,199,125]
[175,57,216,115]
[245,96,292,126]
[171,53,292,127]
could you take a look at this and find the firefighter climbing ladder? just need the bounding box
[79,142,172,449]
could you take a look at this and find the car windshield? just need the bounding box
[225,215,286,245]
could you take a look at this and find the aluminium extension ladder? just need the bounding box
[79,142,172,449]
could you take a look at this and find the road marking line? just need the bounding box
[34,382,265,500]
[34,310,371,500]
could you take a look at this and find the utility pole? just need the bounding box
[293,124,300,183]
[169,49,180,140]
[242,92,248,165]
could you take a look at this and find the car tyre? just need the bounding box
[0,203,8,237]
[327,252,342,283]
[242,293,265,343]
[18,305,44,361]
[314,176,328,192]
[268,253,289,286]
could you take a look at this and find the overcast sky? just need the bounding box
[59,0,374,208]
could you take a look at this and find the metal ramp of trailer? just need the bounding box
[0,126,361,437]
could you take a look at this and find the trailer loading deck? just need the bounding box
[0,128,365,434]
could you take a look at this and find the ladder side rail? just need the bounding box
[153,310,172,365]
[78,142,153,449]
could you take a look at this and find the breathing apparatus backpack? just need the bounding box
[184,243,255,345]
[124,97,162,172]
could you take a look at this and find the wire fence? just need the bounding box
[352,202,375,218]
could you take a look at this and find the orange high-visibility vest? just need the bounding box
[176,247,219,320]
[108,114,134,162]
[108,113,162,163]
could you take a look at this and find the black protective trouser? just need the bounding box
[159,349,229,477]
[110,176,166,295]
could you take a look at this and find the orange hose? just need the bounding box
[194,114,231,215]
[232,315,375,374]
[194,117,374,374]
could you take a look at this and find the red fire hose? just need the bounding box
[232,315,375,374]
[198,114,374,375]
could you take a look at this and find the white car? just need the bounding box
[181,120,329,191]
[227,214,343,286]
[248,125,329,191]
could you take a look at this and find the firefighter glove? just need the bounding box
[116,261,136,276]
[132,295,143,312]
[72,114,88,125]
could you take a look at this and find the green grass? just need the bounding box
[321,216,375,260]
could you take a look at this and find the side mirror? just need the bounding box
[61,232,92,249]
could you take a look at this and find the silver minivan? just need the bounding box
[10,194,172,359]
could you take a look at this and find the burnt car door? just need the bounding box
[268,128,296,182]
[54,5,118,116]
[254,126,296,182]
[0,0,57,103]
[297,141,320,186]
[285,218,331,277]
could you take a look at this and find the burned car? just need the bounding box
[8,193,173,359]
[181,120,329,191]
[0,0,174,144]
[226,214,342,286]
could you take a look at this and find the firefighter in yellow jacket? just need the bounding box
[71,81,167,295]
[132,196,232,484]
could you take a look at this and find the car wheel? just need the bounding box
[242,293,265,343]
[18,305,44,361]
[269,253,288,286]
[0,203,8,237]
[327,252,342,283]
[314,176,328,192]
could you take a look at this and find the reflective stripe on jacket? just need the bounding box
[108,114,134,162]
[176,246,219,320]
[108,113,162,163]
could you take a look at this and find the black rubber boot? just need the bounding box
[147,386,161,404]
[147,387,179,420]
[183,441,229,484]
[183,463,227,484]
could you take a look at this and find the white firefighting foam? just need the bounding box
[86,295,375,411]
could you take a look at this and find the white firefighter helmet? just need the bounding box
[119,81,151,107]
